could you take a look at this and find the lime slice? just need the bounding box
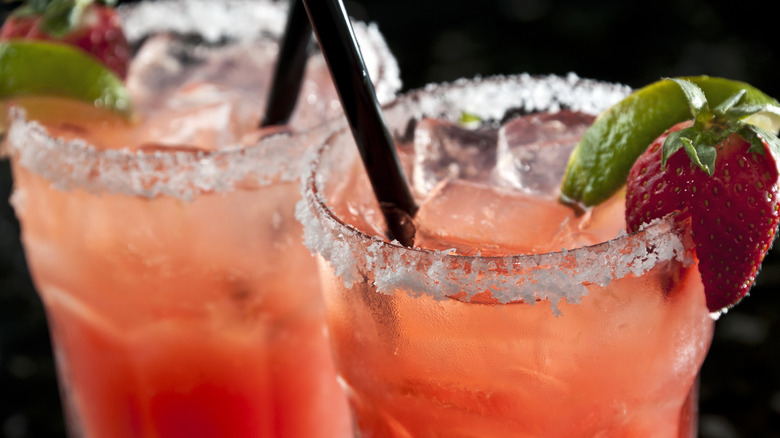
[560,76,780,208]
[0,40,132,116]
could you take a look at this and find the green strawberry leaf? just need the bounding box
[728,104,765,118]
[730,103,780,122]
[714,89,746,114]
[39,0,75,37]
[670,77,708,115]
[663,127,717,176]
[661,127,691,166]
[691,141,716,176]
[745,125,780,157]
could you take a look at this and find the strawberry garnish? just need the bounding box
[0,0,129,78]
[626,78,780,312]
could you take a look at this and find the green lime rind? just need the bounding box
[560,76,780,208]
[0,40,132,116]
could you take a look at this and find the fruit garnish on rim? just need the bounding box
[563,76,780,314]
[0,0,132,122]
[1,0,129,78]
[561,76,780,208]
[626,78,780,312]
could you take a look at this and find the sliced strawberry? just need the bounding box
[0,0,129,79]
[626,78,780,312]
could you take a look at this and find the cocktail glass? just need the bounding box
[2,0,400,437]
[297,74,715,437]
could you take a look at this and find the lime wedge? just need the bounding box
[0,40,132,116]
[560,76,780,208]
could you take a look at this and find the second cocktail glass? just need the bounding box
[298,74,716,437]
[3,0,400,436]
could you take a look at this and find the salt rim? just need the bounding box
[383,72,632,131]
[4,107,330,201]
[118,0,401,104]
[295,74,692,313]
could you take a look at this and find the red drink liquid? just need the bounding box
[7,97,350,438]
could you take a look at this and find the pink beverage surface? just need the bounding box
[313,111,715,437]
[8,95,352,437]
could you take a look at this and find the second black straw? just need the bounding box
[261,0,312,127]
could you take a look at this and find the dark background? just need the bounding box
[2,0,779,437]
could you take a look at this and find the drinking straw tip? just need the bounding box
[380,203,417,247]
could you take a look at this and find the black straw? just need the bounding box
[301,0,418,246]
[260,0,312,127]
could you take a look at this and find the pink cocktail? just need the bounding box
[298,75,715,437]
[3,0,400,436]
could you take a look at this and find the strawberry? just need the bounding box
[625,78,780,312]
[0,0,129,79]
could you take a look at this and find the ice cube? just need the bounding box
[412,118,498,196]
[494,111,594,197]
[413,179,579,256]
[127,34,275,115]
[136,82,261,150]
[126,35,197,110]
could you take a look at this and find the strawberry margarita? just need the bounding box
[298,75,716,437]
[2,0,400,437]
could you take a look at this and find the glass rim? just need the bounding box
[119,0,291,44]
[298,74,692,310]
[5,107,324,200]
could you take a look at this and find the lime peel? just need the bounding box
[560,76,780,208]
[0,40,132,117]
